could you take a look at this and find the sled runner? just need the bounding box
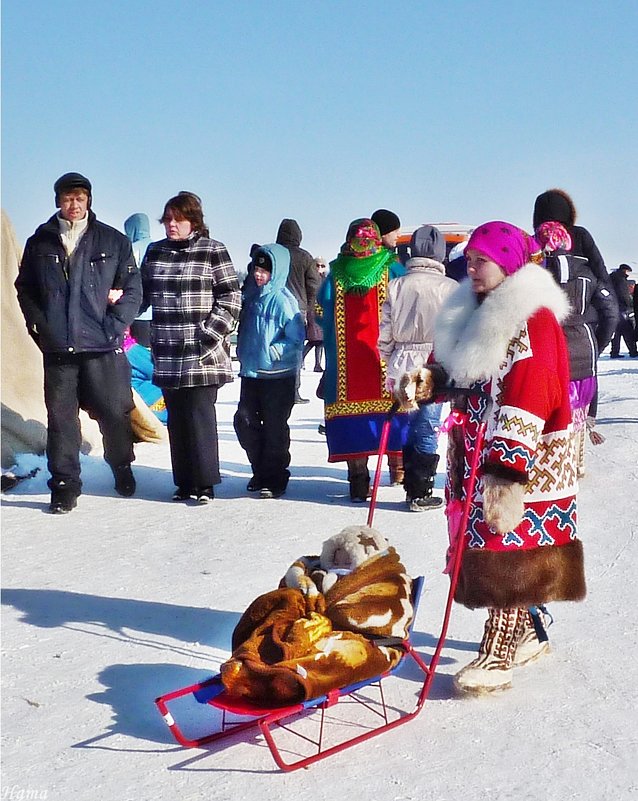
[155,397,487,771]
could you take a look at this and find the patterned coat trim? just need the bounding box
[141,235,241,388]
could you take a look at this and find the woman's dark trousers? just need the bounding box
[163,385,220,490]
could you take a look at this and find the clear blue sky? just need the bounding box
[2,0,637,270]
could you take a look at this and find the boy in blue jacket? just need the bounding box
[234,244,305,498]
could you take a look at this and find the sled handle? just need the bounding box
[367,402,400,528]
[422,418,487,692]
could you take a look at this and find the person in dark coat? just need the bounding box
[276,218,320,403]
[15,172,142,513]
[371,208,407,485]
[446,241,469,282]
[141,192,241,503]
[302,257,327,372]
[536,221,619,475]
[532,188,609,286]
[608,264,637,357]
[371,209,407,279]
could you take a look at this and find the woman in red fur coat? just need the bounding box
[399,221,586,694]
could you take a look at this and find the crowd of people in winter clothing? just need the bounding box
[14,174,635,695]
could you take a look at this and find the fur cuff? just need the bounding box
[482,474,525,534]
[483,462,528,485]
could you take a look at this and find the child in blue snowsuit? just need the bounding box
[234,244,305,498]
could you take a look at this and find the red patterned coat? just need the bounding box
[434,264,586,609]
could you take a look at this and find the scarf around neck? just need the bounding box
[330,248,395,293]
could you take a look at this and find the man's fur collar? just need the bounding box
[405,256,445,275]
[434,263,570,385]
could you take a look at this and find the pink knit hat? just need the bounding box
[466,221,541,276]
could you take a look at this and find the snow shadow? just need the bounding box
[217,460,361,507]
[78,662,222,748]
[1,588,240,653]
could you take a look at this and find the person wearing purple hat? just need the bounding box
[396,220,586,695]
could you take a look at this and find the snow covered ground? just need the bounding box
[2,355,637,801]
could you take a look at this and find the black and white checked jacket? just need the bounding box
[141,234,241,388]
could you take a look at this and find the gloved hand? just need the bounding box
[284,564,320,597]
[586,416,605,445]
[482,474,526,534]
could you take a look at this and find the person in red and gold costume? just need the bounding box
[317,219,408,502]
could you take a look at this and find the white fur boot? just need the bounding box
[513,607,550,667]
[454,608,522,694]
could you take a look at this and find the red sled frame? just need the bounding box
[155,414,487,772]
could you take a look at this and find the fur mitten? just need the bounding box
[482,474,526,534]
[586,416,605,445]
[394,364,447,411]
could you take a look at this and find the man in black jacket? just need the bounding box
[276,218,319,403]
[15,173,143,513]
[609,264,637,358]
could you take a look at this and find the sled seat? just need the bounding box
[155,576,432,772]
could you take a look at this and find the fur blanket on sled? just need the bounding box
[220,546,413,707]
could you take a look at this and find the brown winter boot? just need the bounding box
[512,607,550,667]
[454,607,523,694]
[388,453,404,486]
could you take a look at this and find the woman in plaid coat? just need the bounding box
[141,192,241,503]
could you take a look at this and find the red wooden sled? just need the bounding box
[155,407,487,772]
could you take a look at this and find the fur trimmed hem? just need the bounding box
[454,540,586,609]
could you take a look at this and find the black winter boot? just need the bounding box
[347,458,370,503]
[403,449,443,511]
[402,445,419,499]
[113,464,136,497]
[49,483,79,514]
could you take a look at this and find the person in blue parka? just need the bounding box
[124,212,155,340]
[233,243,305,498]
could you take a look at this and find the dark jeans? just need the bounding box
[163,385,220,490]
[43,350,135,494]
[233,376,295,492]
[610,315,637,356]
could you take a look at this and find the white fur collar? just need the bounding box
[434,263,570,384]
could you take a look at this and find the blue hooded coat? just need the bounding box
[124,213,153,266]
[237,244,305,379]
[125,213,154,321]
